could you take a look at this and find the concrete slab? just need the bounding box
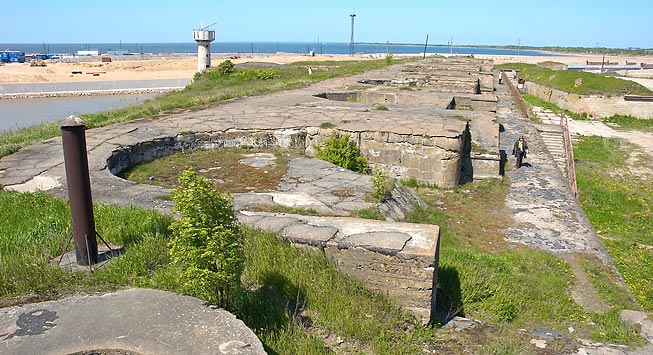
[281,223,338,247]
[0,288,265,355]
[341,231,412,255]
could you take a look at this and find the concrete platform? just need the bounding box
[0,288,266,355]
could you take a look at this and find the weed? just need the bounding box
[385,52,393,65]
[319,122,336,129]
[374,105,389,111]
[370,166,391,201]
[353,207,386,220]
[315,132,368,173]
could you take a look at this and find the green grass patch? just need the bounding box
[352,206,386,220]
[575,135,653,311]
[404,178,642,344]
[523,94,653,131]
[1,171,645,352]
[522,94,589,121]
[496,63,652,96]
[0,59,398,160]
[121,147,302,192]
[603,114,653,132]
[0,190,172,300]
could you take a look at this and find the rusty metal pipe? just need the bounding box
[60,116,98,266]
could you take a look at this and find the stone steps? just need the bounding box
[537,125,568,175]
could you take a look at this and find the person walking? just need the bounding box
[513,135,528,169]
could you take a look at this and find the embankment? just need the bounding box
[0,78,192,99]
[523,81,653,118]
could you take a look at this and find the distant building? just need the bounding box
[107,50,130,56]
[0,51,26,63]
[77,50,99,57]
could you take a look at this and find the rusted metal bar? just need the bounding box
[60,116,98,265]
[560,114,578,198]
[501,71,530,119]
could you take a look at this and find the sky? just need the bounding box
[2,0,651,49]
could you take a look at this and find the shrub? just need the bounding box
[168,168,245,307]
[315,132,368,173]
[385,52,393,65]
[216,60,235,76]
[370,166,390,201]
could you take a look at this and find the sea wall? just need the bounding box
[523,81,653,118]
[0,78,191,99]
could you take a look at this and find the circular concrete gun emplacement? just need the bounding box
[104,128,441,324]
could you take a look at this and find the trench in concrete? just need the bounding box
[107,127,473,189]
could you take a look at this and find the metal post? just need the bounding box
[60,116,98,266]
[349,14,356,56]
[423,34,429,59]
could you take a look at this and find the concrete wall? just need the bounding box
[524,81,653,118]
[305,127,464,188]
[325,244,438,324]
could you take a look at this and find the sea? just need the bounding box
[1,42,549,57]
[0,42,550,132]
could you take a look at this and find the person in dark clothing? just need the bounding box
[513,136,528,169]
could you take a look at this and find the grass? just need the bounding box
[404,178,641,345]
[603,114,653,132]
[575,135,653,311]
[523,94,653,131]
[0,58,403,159]
[121,147,303,192]
[522,93,588,121]
[496,63,652,96]
[0,171,645,354]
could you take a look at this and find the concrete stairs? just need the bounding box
[539,125,568,175]
[531,107,571,178]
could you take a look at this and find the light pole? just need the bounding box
[350,14,356,56]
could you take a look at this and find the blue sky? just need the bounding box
[2,0,651,48]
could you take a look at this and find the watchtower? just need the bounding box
[193,22,216,73]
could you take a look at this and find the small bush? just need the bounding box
[319,122,336,129]
[216,60,235,76]
[315,132,368,173]
[168,168,245,307]
[370,166,390,201]
[236,68,280,80]
[374,105,389,111]
[385,52,393,65]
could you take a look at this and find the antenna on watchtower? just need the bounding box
[193,20,217,73]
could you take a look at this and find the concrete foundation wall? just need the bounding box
[305,127,464,188]
[107,129,306,176]
[325,245,438,323]
[524,81,653,118]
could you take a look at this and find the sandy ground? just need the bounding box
[2,51,653,84]
[0,53,376,84]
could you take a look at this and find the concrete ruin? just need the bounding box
[0,56,502,324]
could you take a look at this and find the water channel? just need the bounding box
[0,94,156,132]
